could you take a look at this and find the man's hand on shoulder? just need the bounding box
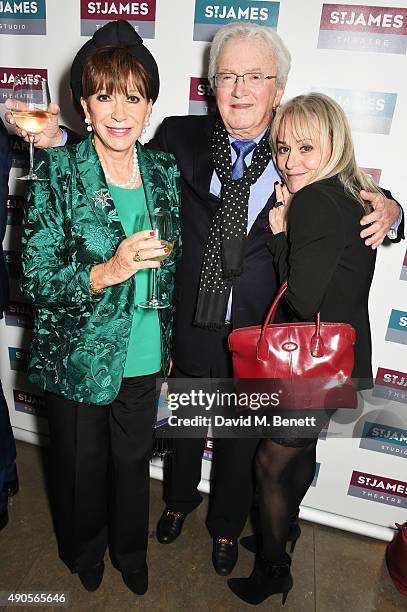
[360,190,401,249]
[4,99,64,148]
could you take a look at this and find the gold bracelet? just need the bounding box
[89,277,104,295]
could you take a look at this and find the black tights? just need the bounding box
[255,438,317,563]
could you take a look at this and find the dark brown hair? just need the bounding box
[81,46,152,101]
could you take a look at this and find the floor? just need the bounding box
[0,442,405,612]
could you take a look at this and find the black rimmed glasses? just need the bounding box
[214,72,277,89]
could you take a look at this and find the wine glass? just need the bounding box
[138,209,174,310]
[9,75,51,181]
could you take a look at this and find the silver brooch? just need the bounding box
[92,189,112,209]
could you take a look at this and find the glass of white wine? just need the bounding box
[138,209,174,310]
[10,75,51,181]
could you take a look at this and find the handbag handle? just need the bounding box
[257,281,324,361]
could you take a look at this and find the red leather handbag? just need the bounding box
[228,282,357,409]
[386,522,407,595]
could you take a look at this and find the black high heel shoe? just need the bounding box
[228,553,293,605]
[241,520,301,554]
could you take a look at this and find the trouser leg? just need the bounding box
[164,328,258,537]
[108,374,158,572]
[0,468,7,515]
[45,391,109,572]
[162,362,208,513]
[0,381,17,484]
[163,437,207,513]
[207,437,260,539]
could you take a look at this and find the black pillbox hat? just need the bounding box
[70,20,159,104]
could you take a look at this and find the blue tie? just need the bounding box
[231,139,257,180]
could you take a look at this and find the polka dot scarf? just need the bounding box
[194,119,272,329]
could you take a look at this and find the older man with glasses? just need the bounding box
[5,21,403,576]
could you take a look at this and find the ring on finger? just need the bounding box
[133,251,142,263]
[274,200,285,208]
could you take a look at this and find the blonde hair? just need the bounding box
[270,92,382,209]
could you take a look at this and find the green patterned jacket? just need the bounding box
[21,136,181,405]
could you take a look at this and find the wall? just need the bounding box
[0,0,406,540]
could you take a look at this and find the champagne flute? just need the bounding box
[138,209,174,310]
[9,75,51,181]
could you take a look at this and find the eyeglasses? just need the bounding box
[214,72,277,89]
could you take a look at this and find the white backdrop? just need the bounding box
[0,0,406,541]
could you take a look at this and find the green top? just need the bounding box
[109,184,161,377]
[22,137,180,405]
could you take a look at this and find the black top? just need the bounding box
[267,176,378,385]
[0,119,11,316]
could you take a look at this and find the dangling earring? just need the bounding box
[142,117,150,134]
[84,117,92,132]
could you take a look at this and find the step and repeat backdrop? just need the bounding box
[0,0,406,540]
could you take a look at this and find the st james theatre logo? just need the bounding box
[13,389,46,417]
[314,87,397,134]
[373,367,407,404]
[80,0,156,38]
[4,250,21,279]
[311,462,321,487]
[6,195,24,225]
[348,471,407,508]
[203,437,213,461]
[0,0,46,35]
[189,77,214,115]
[400,249,407,281]
[1,68,47,168]
[0,67,48,102]
[4,301,35,328]
[360,421,407,459]
[318,4,407,54]
[385,309,407,345]
[8,347,29,372]
[193,0,279,42]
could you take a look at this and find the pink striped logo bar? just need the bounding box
[13,389,46,417]
[80,0,156,38]
[401,249,407,281]
[373,367,407,404]
[189,77,214,116]
[348,470,407,508]
[318,4,407,54]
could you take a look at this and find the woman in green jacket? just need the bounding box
[21,22,180,596]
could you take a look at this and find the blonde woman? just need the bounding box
[228,93,392,604]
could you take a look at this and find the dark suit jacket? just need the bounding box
[268,176,379,385]
[0,119,11,316]
[148,114,283,374]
